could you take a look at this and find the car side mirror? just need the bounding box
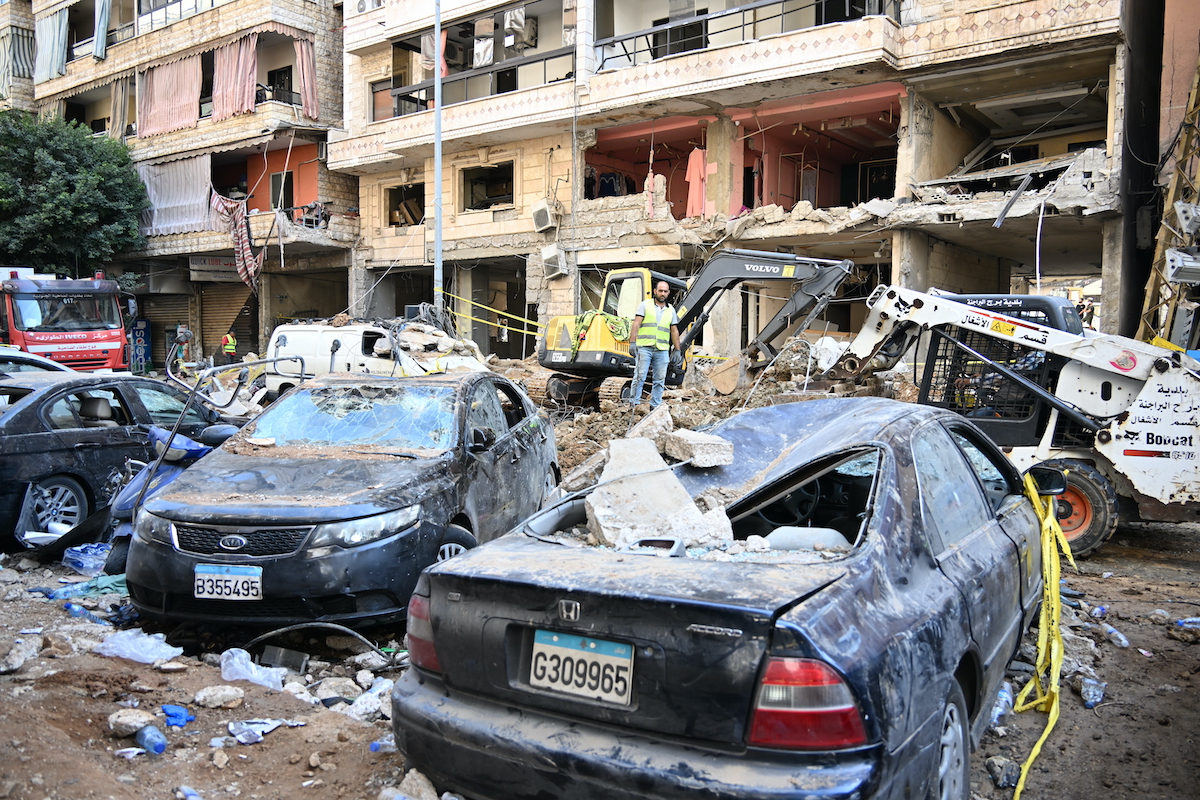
[1028,466,1067,496]
[468,427,496,452]
[199,424,240,447]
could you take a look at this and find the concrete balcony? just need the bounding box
[124,208,358,260]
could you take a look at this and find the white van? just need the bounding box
[263,323,425,396]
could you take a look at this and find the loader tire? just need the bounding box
[1042,459,1118,558]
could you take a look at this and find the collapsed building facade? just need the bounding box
[330,0,1160,359]
[0,0,1163,363]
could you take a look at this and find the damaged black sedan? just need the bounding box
[392,398,1059,800]
[126,371,558,627]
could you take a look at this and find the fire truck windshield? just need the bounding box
[11,293,123,332]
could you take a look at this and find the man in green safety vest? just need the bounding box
[627,279,681,409]
[221,331,238,365]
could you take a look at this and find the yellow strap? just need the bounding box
[1011,473,1076,800]
[436,287,544,329]
[442,306,541,337]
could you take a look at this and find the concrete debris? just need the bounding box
[108,708,158,737]
[397,768,440,800]
[349,650,390,671]
[585,438,732,550]
[625,404,674,450]
[0,636,42,674]
[194,685,245,709]
[860,198,896,217]
[664,429,734,467]
[314,677,363,702]
[986,755,1021,788]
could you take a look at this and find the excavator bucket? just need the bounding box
[707,355,748,395]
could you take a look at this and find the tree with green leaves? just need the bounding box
[0,110,149,277]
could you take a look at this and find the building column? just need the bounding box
[895,91,935,199]
[1100,217,1124,335]
[706,115,738,217]
[895,229,931,291]
[346,247,372,318]
[258,273,276,350]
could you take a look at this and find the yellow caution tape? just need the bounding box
[1012,473,1076,800]
[442,306,541,337]
[435,287,544,329]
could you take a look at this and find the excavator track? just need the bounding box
[599,376,634,404]
[524,371,553,406]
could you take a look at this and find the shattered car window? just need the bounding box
[246,384,457,451]
[0,387,33,414]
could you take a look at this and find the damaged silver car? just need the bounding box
[126,371,558,627]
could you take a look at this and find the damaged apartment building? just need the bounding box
[331,0,1159,360]
[2,0,356,365]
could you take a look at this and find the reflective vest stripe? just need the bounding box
[636,304,674,350]
[222,335,237,353]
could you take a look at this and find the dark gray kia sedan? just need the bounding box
[126,371,558,628]
[391,398,1061,800]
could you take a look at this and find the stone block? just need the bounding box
[561,449,608,492]
[664,429,734,468]
[624,404,674,450]
[586,438,731,550]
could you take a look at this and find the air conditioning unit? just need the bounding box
[1166,247,1200,285]
[531,198,561,232]
[542,244,566,280]
[444,40,466,66]
[1176,201,1200,236]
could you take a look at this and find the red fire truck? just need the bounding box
[0,269,129,371]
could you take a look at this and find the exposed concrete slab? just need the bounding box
[625,404,674,451]
[586,438,732,550]
[664,429,734,467]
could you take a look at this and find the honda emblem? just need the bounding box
[558,599,580,622]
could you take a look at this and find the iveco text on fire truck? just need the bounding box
[0,269,129,371]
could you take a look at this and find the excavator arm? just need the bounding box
[676,249,853,358]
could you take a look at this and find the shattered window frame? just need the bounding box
[244,383,459,452]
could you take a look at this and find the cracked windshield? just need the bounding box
[247,384,457,450]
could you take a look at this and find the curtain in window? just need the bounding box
[293,38,319,120]
[109,75,130,139]
[138,154,213,236]
[93,0,111,60]
[212,33,258,121]
[0,27,35,96]
[137,54,201,136]
[33,9,68,84]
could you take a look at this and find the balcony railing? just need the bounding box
[387,46,574,119]
[595,0,900,71]
[68,22,136,61]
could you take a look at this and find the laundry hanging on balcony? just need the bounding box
[209,192,265,293]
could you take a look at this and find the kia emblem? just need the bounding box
[218,535,248,551]
[558,599,580,622]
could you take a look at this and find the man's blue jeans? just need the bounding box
[631,346,669,408]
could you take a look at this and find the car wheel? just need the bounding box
[541,466,560,506]
[436,525,477,562]
[104,538,130,575]
[927,681,969,800]
[1042,459,1117,558]
[27,476,89,541]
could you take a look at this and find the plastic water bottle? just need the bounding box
[1089,605,1108,619]
[369,733,397,753]
[1080,678,1106,709]
[135,724,168,755]
[1176,617,1200,628]
[988,682,1014,726]
[1103,623,1130,648]
[63,602,112,626]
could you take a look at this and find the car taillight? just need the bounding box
[747,658,867,750]
[405,591,442,674]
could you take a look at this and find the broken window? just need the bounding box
[387,184,425,226]
[729,448,880,548]
[271,171,293,210]
[461,162,513,211]
[601,274,645,318]
[912,425,993,549]
[245,384,458,451]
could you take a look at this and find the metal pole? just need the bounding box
[433,1,444,311]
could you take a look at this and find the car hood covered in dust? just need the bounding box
[144,447,455,524]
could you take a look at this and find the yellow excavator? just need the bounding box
[532,249,854,405]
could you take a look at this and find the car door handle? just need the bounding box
[74,441,102,449]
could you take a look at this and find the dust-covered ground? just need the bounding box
[1,357,1196,800]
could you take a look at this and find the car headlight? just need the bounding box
[308,506,420,549]
[133,510,174,545]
